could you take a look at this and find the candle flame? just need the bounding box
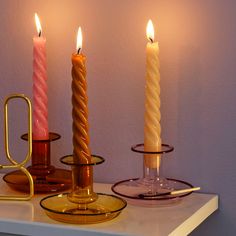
[35,13,42,36]
[76,27,83,54]
[146,19,154,42]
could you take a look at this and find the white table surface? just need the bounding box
[0,177,218,236]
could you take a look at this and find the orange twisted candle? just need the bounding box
[72,27,91,164]
[71,27,92,190]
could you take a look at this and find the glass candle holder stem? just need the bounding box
[29,140,55,178]
[69,165,97,204]
[143,160,161,180]
[60,155,105,205]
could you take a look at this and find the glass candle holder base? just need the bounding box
[3,168,71,193]
[3,132,72,193]
[111,177,193,207]
[112,143,195,207]
[39,154,127,224]
[40,192,127,224]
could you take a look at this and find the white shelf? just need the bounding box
[0,178,218,236]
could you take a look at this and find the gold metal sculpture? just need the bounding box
[0,94,33,200]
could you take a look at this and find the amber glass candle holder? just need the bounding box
[40,154,127,224]
[3,132,71,193]
[112,143,194,206]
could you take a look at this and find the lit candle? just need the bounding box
[71,27,91,164]
[32,13,49,140]
[144,20,162,170]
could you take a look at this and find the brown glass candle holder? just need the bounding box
[3,132,71,193]
[40,155,127,224]
[112,143,196,206]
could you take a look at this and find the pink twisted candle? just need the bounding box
[32,14,48,140]
[144,20,162,169]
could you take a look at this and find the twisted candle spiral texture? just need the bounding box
[144,42,162,168]
[72,54,91,164]
[33,37,48,140]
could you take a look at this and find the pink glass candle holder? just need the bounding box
[112,143,195,206]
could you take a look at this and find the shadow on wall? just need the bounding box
[163,44,204,183]
[176,45,204,180]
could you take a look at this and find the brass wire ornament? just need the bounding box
[0,94,33,200]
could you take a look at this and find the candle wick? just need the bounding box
[149,37,153,43]
[39,30,42,37]
[77,48,81,54]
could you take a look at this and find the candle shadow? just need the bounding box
[165,45,204,181]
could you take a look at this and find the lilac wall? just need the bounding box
[0,0,236,235]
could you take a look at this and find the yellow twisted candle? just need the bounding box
[144,20,162,170]
[72,27,91,164]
